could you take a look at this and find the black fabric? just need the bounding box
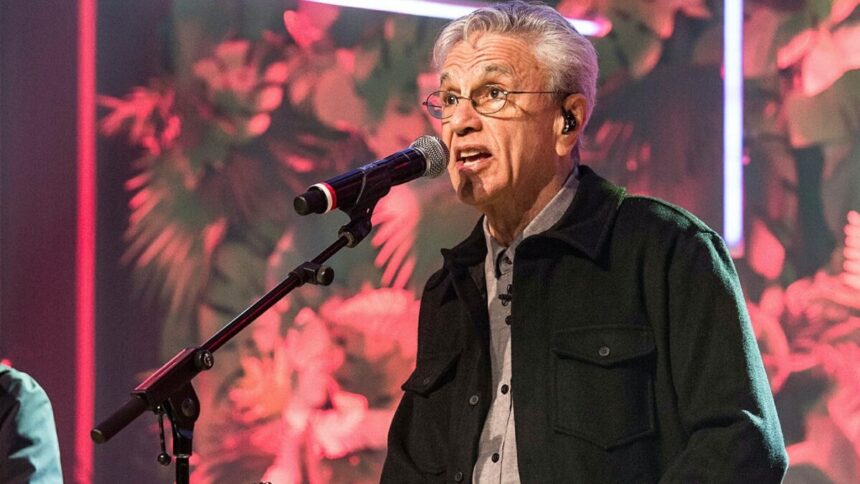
[381,166,788,483]
[0,364,63,484]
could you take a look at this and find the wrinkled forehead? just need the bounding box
[439,64,513,88]
[438,33,546,88]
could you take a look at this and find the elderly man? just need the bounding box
[382,1,788,483]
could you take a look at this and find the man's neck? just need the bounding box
[483,170,572,246]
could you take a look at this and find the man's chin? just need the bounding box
[455,182,498,212]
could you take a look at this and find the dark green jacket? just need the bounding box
[382,166,788,483]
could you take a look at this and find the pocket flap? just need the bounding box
[402,351,461,396]
[552,325,655,367]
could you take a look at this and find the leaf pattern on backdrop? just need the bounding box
[100,0,860,481]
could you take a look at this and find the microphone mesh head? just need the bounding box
[411,135,449,178]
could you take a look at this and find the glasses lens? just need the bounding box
[424,91,448,119]
[423,87,511,118]
[473,85,507,114]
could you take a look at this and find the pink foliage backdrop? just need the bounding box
[98,1,860,482]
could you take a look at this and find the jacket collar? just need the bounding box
[441,165,626,269]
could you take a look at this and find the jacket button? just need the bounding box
[598,345,611,357]
[491,452,500,462]
[469,394,480,405]
[422,377,432,385]
[500,384,509,395]
[454,471,464,482]
[505,315,512,325]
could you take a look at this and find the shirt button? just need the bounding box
[491,452,500,463]
[469,394,480,406]
[505,315,512,325]
[500,384,509,395]
[598,345,611,357]
[454,471,464,482]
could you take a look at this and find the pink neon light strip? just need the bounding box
[75,0,96,481]
[304,0,612,37]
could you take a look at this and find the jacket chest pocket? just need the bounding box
[551,325,656,450]
[402,351,461,396]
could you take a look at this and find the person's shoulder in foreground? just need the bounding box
[0,363,64,484]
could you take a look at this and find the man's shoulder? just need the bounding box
[617,194,717,238]
[1,364,33,397]
[1,364,50,412]
[606,194,732,261]
[423,266,449,293]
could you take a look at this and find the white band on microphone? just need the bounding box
[310,182,336,213]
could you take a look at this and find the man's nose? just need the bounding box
[448,99,482,135]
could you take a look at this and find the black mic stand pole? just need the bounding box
[91,198,381,483]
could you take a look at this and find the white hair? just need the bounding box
[433,0,598,122]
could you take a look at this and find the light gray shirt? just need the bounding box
[473,169,579,484]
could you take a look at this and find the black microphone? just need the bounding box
[293,135,449,215]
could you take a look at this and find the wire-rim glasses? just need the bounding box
[422,85,558,120]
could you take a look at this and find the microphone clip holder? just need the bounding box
[338,194,381,248]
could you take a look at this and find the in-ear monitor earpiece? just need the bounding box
[562,109,576,134]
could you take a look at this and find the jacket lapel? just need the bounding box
[537,165,627,260]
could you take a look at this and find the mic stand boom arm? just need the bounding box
[91,197,381,484]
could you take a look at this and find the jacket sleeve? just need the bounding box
[659,231,788,483]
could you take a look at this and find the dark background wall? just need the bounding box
[1,1,168,482]
[1,1,81,480]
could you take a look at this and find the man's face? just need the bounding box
[439,33,562,211]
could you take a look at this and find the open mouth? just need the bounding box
[457,148,492,168]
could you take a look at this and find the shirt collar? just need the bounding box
[443,165,627,270]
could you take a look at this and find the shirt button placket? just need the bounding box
[499,283,513,307]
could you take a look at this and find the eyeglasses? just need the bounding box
[422,85,558,120]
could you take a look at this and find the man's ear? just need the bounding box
[555,93,587,157]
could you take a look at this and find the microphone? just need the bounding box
[293,135,449,215]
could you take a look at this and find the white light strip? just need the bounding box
[724,0,744,254]
[304,0,611,37]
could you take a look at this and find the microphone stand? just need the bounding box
[92,198,381,483]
